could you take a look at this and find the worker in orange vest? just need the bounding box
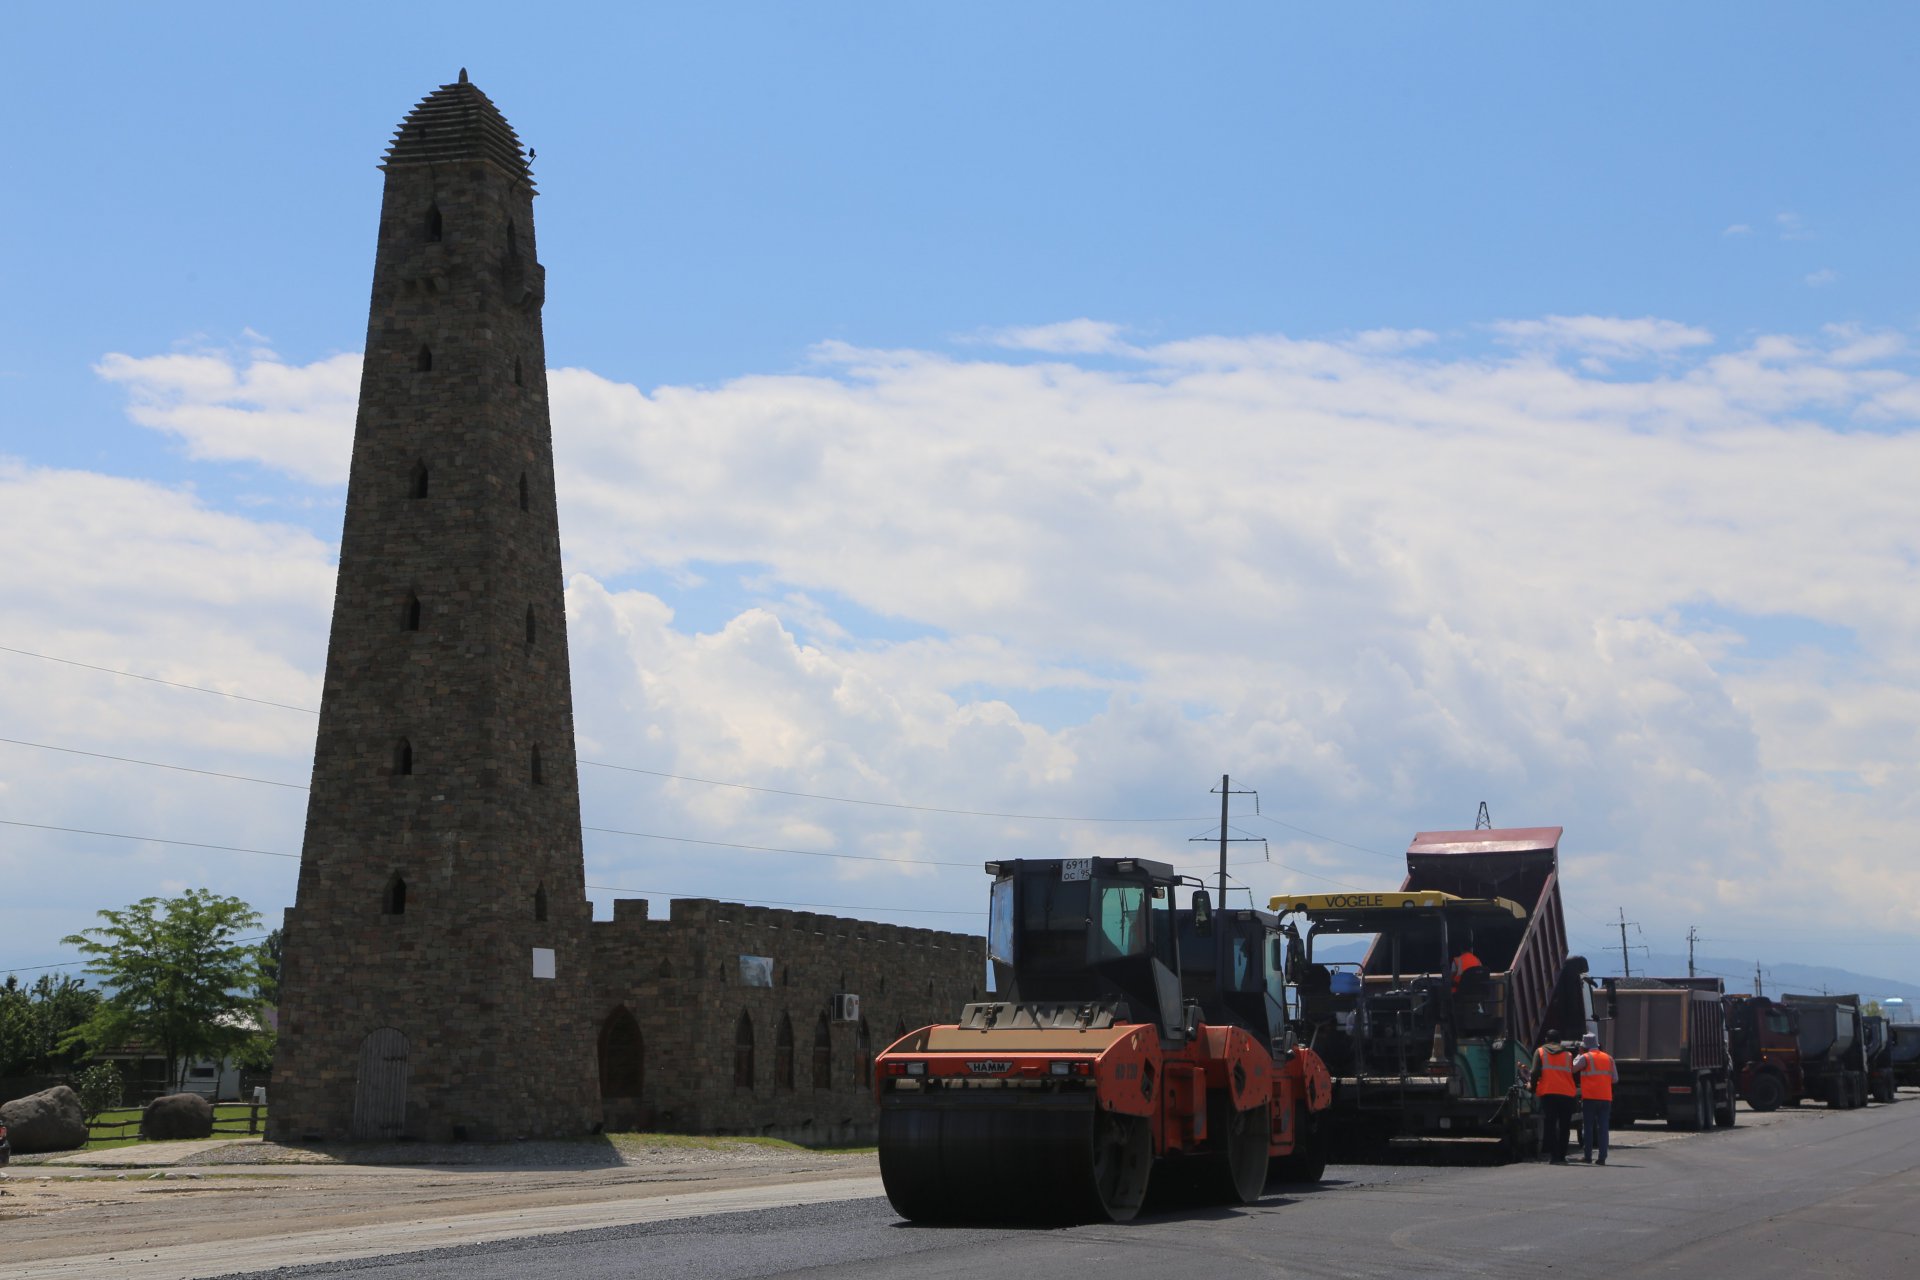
[1450,945,1484,992]
[1573,1032,1618,1165]
[1530,1035,1579,1164]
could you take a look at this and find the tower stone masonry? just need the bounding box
[270,73,601,1142]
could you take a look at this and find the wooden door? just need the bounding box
[351,1027,409,1140]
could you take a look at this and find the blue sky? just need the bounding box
[3,4,1919,988]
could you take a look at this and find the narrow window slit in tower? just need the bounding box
[409,461,429,499]
[525,605,536,645]
[518,472,529,511]
[425,203,442,242]
[383,872,407,916]
[531,744,544,785]
[513,356,524,387]
[416,345,433,373]
[403,592,422,632]
[506,219,519,259]
[394,738,413,776]
[534,882,548,922]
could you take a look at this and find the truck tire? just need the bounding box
[1746,1072,1785,1113]
[1827,1077,1848,1109]
[1666,1091,1700,1131]
[1713,1083,1736,1128]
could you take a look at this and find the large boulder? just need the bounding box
[142,1092,214,1141]
[0,1084,88,1153]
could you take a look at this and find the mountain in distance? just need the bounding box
[1582,951,1920,1016]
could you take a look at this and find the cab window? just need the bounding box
[1093,883,1147,960]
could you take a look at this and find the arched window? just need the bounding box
[598,1008,643,1098]
[811,1013,832,1089]
[403,592,422,632]
[533,882,548,922]
[382,872,407,916]
[732,1011,754,1089]
[657,959,674,980]
[416,345,433,373]
[525,605,536,645]
[775,1013,795,1091]
[855,1017,872,1087]
[425,203,443,242]
[393,738,413,776]
[530,744,544,786]
[408,461,429,499]
[517,472,529,511]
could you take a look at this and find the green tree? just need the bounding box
[63,890,263,1091]
[0,973,100,1076]
[73,1061,125,1120]
[255,928,284,1007]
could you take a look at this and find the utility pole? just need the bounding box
[1687,926,1699,979]
[1475,801,1492,830]
[1618,908,1635,978]
[1193,776,1261,989]
[1753,962,1763,997]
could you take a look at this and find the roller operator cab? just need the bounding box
[874,857,1328,1224]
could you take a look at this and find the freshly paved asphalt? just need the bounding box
[215,1099,1920,1280]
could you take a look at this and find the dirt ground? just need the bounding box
[0,1104,1861,1273]
[0,1136,878,1267]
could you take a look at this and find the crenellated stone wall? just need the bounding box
[591,899,983,1143]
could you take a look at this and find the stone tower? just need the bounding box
[271,73,600,1142]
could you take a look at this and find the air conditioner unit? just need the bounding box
[831,993,860,1022]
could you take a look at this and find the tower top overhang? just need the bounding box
[382,71,535,190]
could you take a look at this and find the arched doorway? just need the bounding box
[598,1008,643,1098]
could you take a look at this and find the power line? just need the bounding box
[0,818,300,860]
[0,644,320,714]
[0,738,310,790]
[1,646,1375,840]
[578,758,1209,823]
[5,933,276,978]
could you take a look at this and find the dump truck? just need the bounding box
[1888,1024,1920,1090]
[1862,1015,1899,1104]
[1590,977,1736,1129]
[1782,993,1870,1109]
[1274,825,1588,1157]
[1724,994,1804,1111]
[874,857,1331,1223]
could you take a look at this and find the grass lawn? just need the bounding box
[605,1132,876,1157]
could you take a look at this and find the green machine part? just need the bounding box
[1454,1039,1525,1100]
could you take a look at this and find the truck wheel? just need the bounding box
[1666,1092,1699,1131]
[1746,1072,1785,1113]
[1714,1086,1736,1128]
[1827,1077,1848,1109]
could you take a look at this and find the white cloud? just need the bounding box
[1489,315,1715,361]
[1723,223,1752,236]
[981,319,1133,355]
[95,348,359,485]
[1776,211,1813,241]
[25,318,1920,977]
[1805,268,1838,288]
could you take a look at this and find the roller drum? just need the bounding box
[879,1092,1151,1224]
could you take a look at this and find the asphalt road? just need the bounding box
[216,1100,1919,1280]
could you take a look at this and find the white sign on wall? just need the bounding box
[532,947,556,980]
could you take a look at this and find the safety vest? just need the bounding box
[1450,950,1484,990]
[1534,1046,1577,1097]
[1577,1050,1615,1102]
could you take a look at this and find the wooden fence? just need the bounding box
[86,1105,268,1141]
